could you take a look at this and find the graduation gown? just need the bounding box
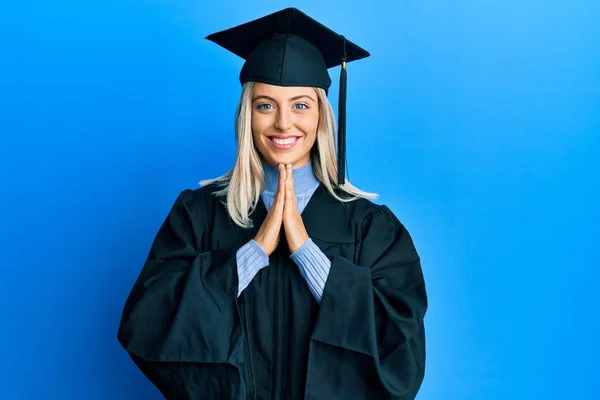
[117,182,428,399]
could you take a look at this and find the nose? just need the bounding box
[274,109,293,132]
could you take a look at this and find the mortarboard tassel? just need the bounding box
[337,36,347,186]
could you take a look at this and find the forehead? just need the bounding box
[252,82,317,99]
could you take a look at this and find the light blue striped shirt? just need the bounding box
[236,160,332,302]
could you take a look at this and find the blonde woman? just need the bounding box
[118,7,428,400]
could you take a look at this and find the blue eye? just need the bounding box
[294,103,309,110]
[257,103,273,110]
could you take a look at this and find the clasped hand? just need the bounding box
[254,164,309,256]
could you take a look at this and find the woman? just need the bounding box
[117,7,428,400]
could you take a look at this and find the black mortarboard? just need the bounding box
[206,7,370,185]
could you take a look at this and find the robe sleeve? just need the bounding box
[116,190,246,400]
[304,205,428,400]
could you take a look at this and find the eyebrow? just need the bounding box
[252,94,317,103]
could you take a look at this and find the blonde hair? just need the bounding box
[200,81,378,228]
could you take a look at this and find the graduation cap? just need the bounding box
[206,7,370,186]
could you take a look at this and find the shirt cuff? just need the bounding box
[236,239,269,296]
[290,238,331,303]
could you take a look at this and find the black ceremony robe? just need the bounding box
[117,182,428,399]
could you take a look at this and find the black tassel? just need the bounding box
[337,36,347,186]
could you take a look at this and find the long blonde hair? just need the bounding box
[200,81,378,228]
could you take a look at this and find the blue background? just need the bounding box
[1,1,598,399]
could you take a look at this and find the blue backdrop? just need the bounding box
[1,1,598,399]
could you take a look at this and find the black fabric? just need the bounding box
[117,183,428,399]
[337,58,347,185]
[205,7,369,90]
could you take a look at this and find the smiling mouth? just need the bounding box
[268,136,300,149]
[271,137,298,145]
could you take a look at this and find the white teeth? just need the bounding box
[272,137,297,145]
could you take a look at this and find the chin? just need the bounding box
[267,154,296,166]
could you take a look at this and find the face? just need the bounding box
[251,83,319,168]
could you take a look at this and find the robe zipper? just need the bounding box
[280,250,288,398]
[235,296,256,399]
[272,246,284,399]
[276,247,286,399]
[273,247,279,399]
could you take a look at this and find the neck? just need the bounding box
[262,159,320,194]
